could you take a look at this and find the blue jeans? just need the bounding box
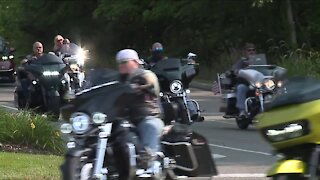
[236,84,249,111]
[137,116,164,153]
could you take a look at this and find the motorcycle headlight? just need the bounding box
[92,112,107,124]
[2,56,8,60]
[9,55,14,59]
[277,81,283,88]
[170,80,183,94]
[43,71,60,76]
[264,120,309,142]
[70,112,90,134]
[70,64,79,71]
[76,48,86,66]
[255,82,262,88]
[264,79,276,90]
[60,123,73,134]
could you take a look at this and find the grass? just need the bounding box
[0,152,63,180]
[0,109,65,154]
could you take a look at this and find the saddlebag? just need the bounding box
[162,125,218,177]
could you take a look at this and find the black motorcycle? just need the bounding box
[59,68,217,180]
[150,58,204,125]
[14,54,68,115]
[0,38,16,82]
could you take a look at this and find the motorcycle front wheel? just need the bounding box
[61,155,93,180]
[235,117,250,130]
[46,96,60,116]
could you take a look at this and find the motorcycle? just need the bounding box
[150,57,204,125]
[218,64,286,129]
[59,43,87,92]
[0,38,16,82]
[14,54,68,115]
[256,77,320,180]
[59,68,217,180]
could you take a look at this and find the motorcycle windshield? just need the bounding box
[151,58,183,81]
[0,38,7,54]
[62,68,128,121]
[82,68,120,89]
[265,77,320,110]
[32,54,65,65]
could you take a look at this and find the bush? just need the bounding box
[0,109,65,154]
[268,40,320,79]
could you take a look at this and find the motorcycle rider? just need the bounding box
[21,42,44,64]
[19,42,44,102]
[147,42,167,67]
[232,43,256,117]
[53,35,64,55]
[114,49,164,176]
[116,49,164,151]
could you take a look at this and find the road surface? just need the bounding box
[0,83,275,179]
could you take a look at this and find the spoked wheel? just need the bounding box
[272,174,306,180]
[235,117,251,130]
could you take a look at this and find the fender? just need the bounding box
[64,147,93,158]
[46,89,60,97]
[267,159,306,177]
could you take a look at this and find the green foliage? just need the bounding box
[1,0,320,69]
[0,109,65,154]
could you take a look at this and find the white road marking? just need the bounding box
[0,104,18,111]
[215,173,266,178]
[212,153,226,159]
[209,143,272,156]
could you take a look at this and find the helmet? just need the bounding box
[151,42,163,52]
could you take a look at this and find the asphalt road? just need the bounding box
[0,83,275,180]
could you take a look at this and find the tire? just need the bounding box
[272,174,306,180]
[61,155,93,180]
[46,96,60,116]
[236,117,250,130]
[176,98,191,124]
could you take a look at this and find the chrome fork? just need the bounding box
[93,123,113,180]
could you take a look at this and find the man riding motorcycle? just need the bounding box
[53,35,64,55]
[231,43,257,118]
[19,42,44,100]
[147,42,168,67]
[115,49,164,158]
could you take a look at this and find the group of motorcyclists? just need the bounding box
[12,35,274,179]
